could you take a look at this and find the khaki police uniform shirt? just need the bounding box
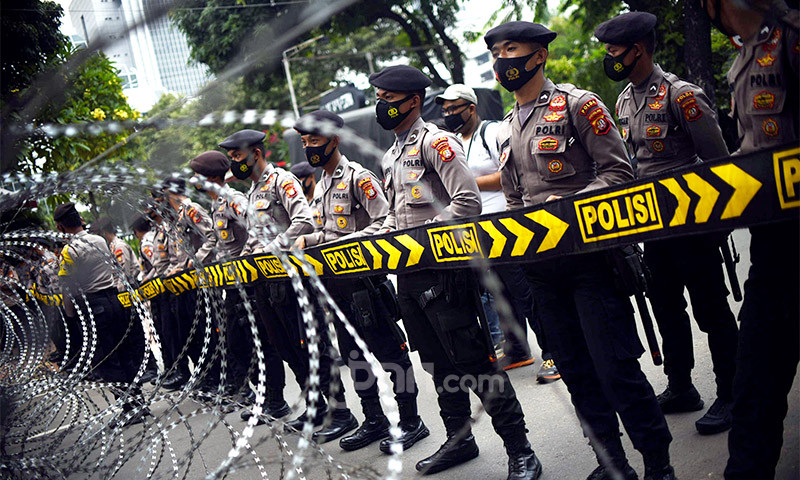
[151,225,172,278]
[497,79,634,208]
[58,230,116,294]
[301,156,389,247]
[728,11,799,154]
[244,163,314,253]
[140,230,156,280]
[617,64,729,177]
[109,236,139,290]
[173,198,216,269]
[381,116,482,230]
[310,184,323,232]
[212,189,249,258]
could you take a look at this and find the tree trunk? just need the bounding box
[683,0,717,103]
[380,8,449,87]
[420,0,465,84]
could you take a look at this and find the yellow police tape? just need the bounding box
[30,144,800,308]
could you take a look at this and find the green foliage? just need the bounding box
[16,43,142,174]
[0,0,67,102]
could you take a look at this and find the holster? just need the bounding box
[605,245,649,296]
[352,289,377,329]
[268,282,287,306]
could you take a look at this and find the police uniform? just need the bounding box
[370,66,540,478]
[488,21,674,479]
[220,130,354,434]
[596,12,739,432]
[723,9,800,480]
[190,150,287,406]
[109,236,140,290]
[54,204,138,388]
[139,230,156,281]
[295,109,425,450]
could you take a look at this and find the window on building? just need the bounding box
[475,52,490,65]
[480,70,494,82]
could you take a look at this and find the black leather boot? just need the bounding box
[379,416,430,454]
[284,404,329,432]
[643,447,677,480]
[587,433,639,480]
[340,400,390,451]
[507,442,543,480]
[312,408,358,443]
[161,370,189,391]
[415,427,479,475]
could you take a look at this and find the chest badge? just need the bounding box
[337,217,348,228]
[543,112,564,122]
[756,53,776,67]
[547,159,563,173]
[256,200,267,209]
[336,181,347,190]
[408,147,420,157]
[753,91,775,109]
[654,85,667,100]
[220,230,229,240]
[407,171,419,180]
[549,95,566,111]
[411,185,423,199]
[334,205,344,213]
[538,136,559,151]
[762,118,779,136]
[216,220,225,227]
[648,101,664,110]
[652,140,665,152]
[217,204,225,213]
[646,125,661,137]
[763,27,781,52]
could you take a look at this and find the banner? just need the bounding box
[31,144,800,306]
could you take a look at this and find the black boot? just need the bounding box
[312,408,358,443]
[642,447,677,480]
[587,433,638,480]
[415,420,479,475]
[657,384,703,414]
[340,400,390,451]
[507,441,543,480]
[694,397,733,435]
[379,416,430,454]
[243,388,291,422]
[161,370,189,391]
[284,403,329,432]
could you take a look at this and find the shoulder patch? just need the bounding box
[432,137,455,162]
[681,99,702,121]
[187,207,202,223]
[143,246,153,258]
[591,114,611,135]
[675,91,695,105]
[114,248,124,263]
[357,177,378,199]
[579,99,598,116]
[281,180,298,198]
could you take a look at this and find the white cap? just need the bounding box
[435,84,478,105]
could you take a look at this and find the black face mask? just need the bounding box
[304,140,335,167]
[231,151,255,180]
[705,0,735,37]
[494,50,542,92]
[603,45,639,82]
[376,95,414,130]
[443,105,470,133]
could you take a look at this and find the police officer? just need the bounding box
[219,129,358,442]
[93,216,153,384]
[131,214,161,384]
[595,11,739,435]
[370,65,541,480]
[486,21,675,480]
[160,177,220,392]
[701,1,799,478]
[435,84,560,382]
[54,202,149,426]
[189,151,290,415]
[292,110,429,452]
[290,160,318,204]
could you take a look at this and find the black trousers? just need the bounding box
[83,288,137,384]
[224,287,285,393]
[523,252,672,454]
[325,276,418,420]
[253,282,347,406]
[119,304,146,379]
[396,269,528,451]
[644,234,738,398]
[725,221,800,480]
[152,295,175,371]
[492,263,551,360]
[171,291,220,382]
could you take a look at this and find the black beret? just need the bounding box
[53,202,79,222]
[368,65,432,92]
[130,214,151,233]
[290,161,316,178]
[484,21,557,49]
[218,129,267,150]
[594,12,657,45]
[190,150,230,177]
[294,110,345,136]
[161,176,186,196]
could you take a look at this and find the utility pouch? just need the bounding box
[351,288,377,329]
[605,245,648,296]
[268,282,286,305]
[376,278,401,322]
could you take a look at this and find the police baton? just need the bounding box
[720,235,743,302]
[633,290,663,366]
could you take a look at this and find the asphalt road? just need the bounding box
[114,228,800,480]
